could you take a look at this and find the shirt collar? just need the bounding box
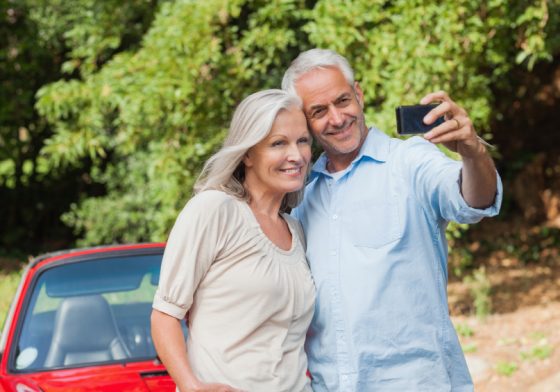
[310,127,391,180]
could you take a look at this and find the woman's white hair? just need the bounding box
[194,89,305,211]
[281,48,355,96]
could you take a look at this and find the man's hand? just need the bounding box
[419,90,498,209]
[420,90,486,159]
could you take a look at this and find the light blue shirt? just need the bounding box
[293,128,502,392]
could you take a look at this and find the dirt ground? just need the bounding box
[448,253,560,391]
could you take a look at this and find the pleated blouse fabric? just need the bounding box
[153,190,315,392]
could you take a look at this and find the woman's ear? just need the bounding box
[242,151,253,168]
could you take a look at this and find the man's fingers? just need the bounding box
[424,118,462,140]
[420,90,449,105]
[423,101,452,124]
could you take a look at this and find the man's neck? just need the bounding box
[326,152,358,173]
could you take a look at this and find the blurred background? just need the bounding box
[1,0,559,390]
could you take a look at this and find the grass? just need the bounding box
[456,323,475,338]
[462,342,477,353]
[520,332,553,361]
[464,266,492,320]
[0,254,26,327]
[493,332,553,378]
[0,270,23,327]
[496,361,518,376]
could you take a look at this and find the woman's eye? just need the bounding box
[271,140,285,147]
[298,137,310,144]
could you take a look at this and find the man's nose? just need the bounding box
[327,105,344,126]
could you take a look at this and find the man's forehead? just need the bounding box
[295,68,353,108]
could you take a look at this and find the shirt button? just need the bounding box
[332,214,338,220]
[329,250,337,256]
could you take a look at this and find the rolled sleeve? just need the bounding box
[452,169,503,223]
[153,291,189,319]
[406,138,502,223]
[152,191,231,320]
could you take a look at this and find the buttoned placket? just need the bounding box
[325,174,354,391]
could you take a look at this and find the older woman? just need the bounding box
[151,90,315,392]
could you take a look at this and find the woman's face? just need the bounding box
[243,106,312,198]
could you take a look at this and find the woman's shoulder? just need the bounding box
[189,189,236,205]
[182,190,245,220]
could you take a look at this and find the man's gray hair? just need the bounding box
[194,89,305,211]
[282,48,355,96]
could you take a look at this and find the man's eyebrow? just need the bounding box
[307,103,327,112]
[308,93,352,111]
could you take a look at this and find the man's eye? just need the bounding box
[311,108,326,119]
[336,97,351,107]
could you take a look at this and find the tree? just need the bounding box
[0,1,65,250]
[0,0,163,251]
[23,0,560,245]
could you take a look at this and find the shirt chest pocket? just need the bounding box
[343,198,403,248]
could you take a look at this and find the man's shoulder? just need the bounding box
[391,134,435,151]
[386,134,443,164]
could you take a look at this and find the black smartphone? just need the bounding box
[395,104,445,135]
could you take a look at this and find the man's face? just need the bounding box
[294,66,368,169]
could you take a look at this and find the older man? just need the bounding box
[283,49,502,391]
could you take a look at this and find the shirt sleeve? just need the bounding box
[404,137,503,224]
[152,191,234,319]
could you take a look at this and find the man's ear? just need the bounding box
[354,81,364,108]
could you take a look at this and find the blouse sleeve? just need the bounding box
[152,191,233,319]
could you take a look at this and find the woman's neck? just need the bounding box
[243,182,284,219]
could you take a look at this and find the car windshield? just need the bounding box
[12,253,187,372]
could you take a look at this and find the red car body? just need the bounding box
[0,243,180,392]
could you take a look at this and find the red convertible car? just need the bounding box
[0,243,185,392]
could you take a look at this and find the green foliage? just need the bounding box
[447,222,473,276]
[521,333,553,361]
[0,269,23,328]
[304,0,560,138]
[0,1,82,251]
[496,361,518,377]
[520,343,553,361]
[22,0,560,245]
[464,266,492,319]
[461,342,477,353]
[34,0,309,244]
[455,323,475,338]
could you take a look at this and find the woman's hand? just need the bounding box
[186,382,246,392]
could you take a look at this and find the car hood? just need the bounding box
[18,361,175,392]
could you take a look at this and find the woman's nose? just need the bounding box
[287,143,304,162]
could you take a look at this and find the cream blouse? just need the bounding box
[153,190,315,392]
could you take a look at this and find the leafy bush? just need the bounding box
[464,266,492,319]
[18,0,560,244]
